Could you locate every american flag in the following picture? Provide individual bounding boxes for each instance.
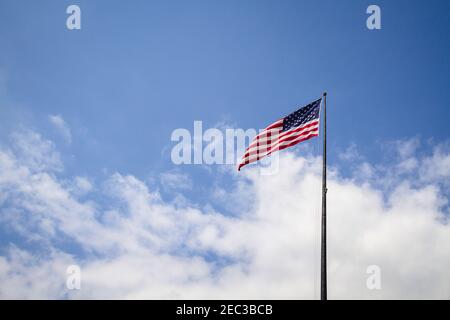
[238,98,322,171]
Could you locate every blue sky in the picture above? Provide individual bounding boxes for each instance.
[1,0,449,176]
[0,1,449,299]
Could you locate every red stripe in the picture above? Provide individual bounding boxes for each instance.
[244,127,319,159]
[250,123,283,142]
[277,120,319,140]
[247,122,319,152]
[265,119,283,130]
[243,127,319,158]
[240,130,318,166]
[238,131,318,170]
[246,120,319,151]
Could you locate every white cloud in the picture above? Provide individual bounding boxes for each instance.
[356,162,375,180]
[420,145,450,184]
[0,130,449,299]
[0,246,74,299]
[397,157,419,173]
[9,129,63,172]
[159,170,193,191]
[72,176,93,195]
[393,138,420,174]
[49,115,72,144]
[339,143,361,162]
[395,138,420,159]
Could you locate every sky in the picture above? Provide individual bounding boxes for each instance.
[0,0,449,299]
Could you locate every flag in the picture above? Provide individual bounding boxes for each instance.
[238,98,322,171]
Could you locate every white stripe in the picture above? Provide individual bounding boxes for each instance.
[244,122,319,155]
[247,119,319,150]
[240,128,319,164]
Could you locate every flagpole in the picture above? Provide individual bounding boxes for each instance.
[321,92,327,301]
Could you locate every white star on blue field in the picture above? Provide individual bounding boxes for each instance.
[0,0,449,299]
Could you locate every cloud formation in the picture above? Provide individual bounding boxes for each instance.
[0,130,449,299]
[49,115,72,144]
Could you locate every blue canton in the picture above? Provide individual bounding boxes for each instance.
[282,98,322,132]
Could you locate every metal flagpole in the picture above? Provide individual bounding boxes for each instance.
[321,92,327,301]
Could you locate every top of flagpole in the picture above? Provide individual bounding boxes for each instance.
[323,92,327,96]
